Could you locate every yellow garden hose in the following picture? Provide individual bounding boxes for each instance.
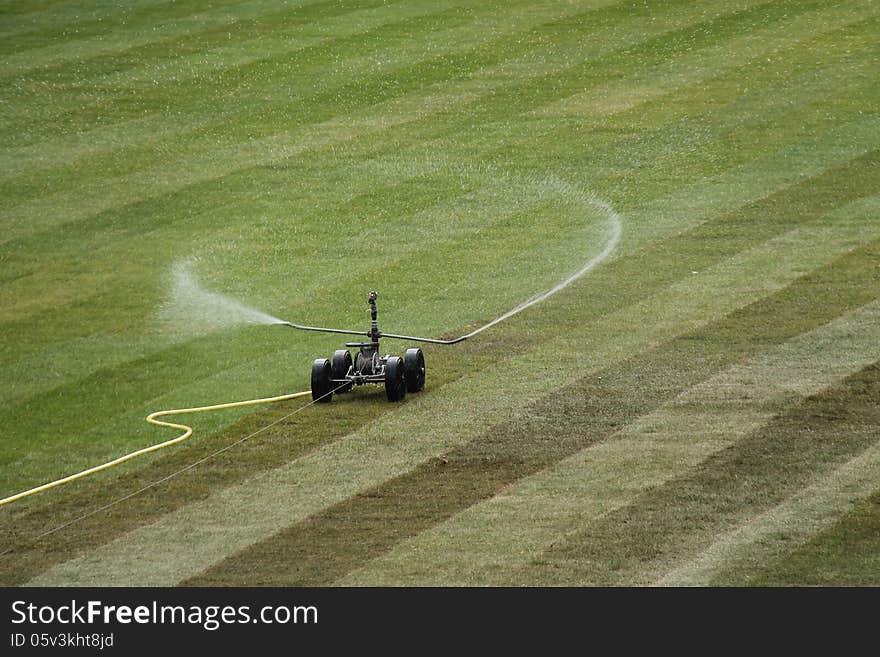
[0,389,312,508]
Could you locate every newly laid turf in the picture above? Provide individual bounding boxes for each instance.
[1,0,877,586]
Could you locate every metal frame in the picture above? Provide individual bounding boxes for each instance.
[280,290,468,346]
[290,291,447,397]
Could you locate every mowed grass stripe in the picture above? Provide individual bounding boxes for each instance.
[657,411,880,586]
[506,309,880,586]
[0,0,472,168]
[622,114,879,248]
[571,360,880,587]
[28,188,879,586]
[349,12,878,229]
[0,0,202,42]
[10,0,816,233]
[338,299,880,586]
[575,25,879,205]
[193,224,880,586]
[534,1,877,119]
[737,477,880,586]
[0,0,482,141]
[4,0,751,145]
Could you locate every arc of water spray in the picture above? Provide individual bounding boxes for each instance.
[280,184,622,344]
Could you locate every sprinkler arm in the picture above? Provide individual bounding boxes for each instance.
[279,291,469,344]
[380,331,468,345]
[277,322,468,345]
[278,321,369,338]
[278,289,469,344]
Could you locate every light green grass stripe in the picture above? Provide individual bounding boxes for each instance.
[6,38,880,270]
[339,295,880,586]
[0,0,470,174]
[0,0,329,75]
[655,440,880,587]
[534,0,879,118]
[27,200,877,586]
[621,114,880,248]
[0,334,188,408]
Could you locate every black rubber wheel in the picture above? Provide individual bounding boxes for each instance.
[332,349,353,393]
[384,356,406,402]
[311,358,333,403]
[404,348,426,393]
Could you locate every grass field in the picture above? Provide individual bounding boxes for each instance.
[1,0,878,586]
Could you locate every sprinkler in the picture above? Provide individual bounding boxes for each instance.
[281,290,463,402]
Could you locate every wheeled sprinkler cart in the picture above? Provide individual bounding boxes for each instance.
[281,291,465,403]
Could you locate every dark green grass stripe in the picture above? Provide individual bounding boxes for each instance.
[477,53,876,203]
[490,149,880,338]
[741,486,880,586]
[0,0,796,197]
[2,150,876,469]
[373,0,842,137]
[1,60,872,299]
[513,361,880,586]
[2,158,875,585]
[0,0,608,218]
[182,243,880,586]
[431,47,877,214]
